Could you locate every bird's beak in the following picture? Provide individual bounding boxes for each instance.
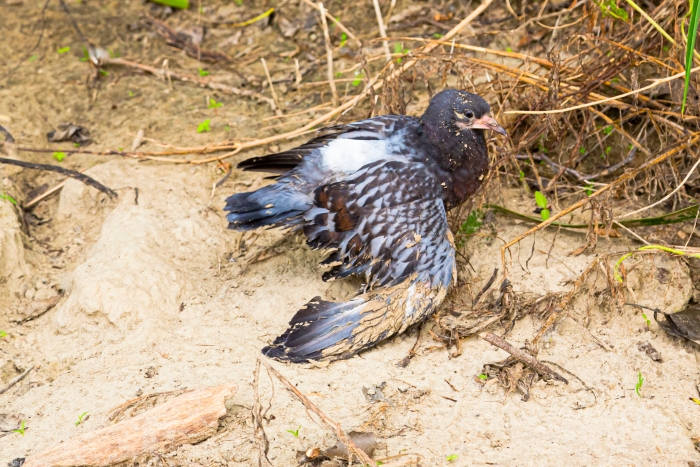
[458,115,508,137]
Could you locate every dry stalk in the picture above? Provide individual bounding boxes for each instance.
[318,2,338,107]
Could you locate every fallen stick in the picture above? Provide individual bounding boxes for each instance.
[260,358,377,467]
[0,364,35,395]
[0,157,117,199]
[22,383,237,467]
[479,332,568,384]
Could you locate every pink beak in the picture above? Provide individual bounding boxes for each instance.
[458,115,507,136]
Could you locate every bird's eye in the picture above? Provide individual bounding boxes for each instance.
[465,110,474,119]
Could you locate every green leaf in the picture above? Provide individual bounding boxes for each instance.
[446,454,458,462]
[57,46,71,54]
[98,69,109,76]
[128,91,134,97]
[224,125,231,131]
[197,119,211,133]
[603,125,613,135]
[683,0,700,114]
[534,191,547,209]
[477,373,487,380]
[519,170,525,181]
[584,184,594,196]
[0,192,17,205]
[208,98,223,109]
[579,147,586,154]
[53,151,67,162]
[286,425,301,437]
[506,47,513,52]
[351,71,364,87]
[13,420,26,436]
[29,54,38,61]
[595,0,628,20]
[641,313,650,327]
[75,411,89,426]
[339,32,348,48]
[150,0,189,8]
[635,372,644,397]
[432,33,444,38]
[80,47,90,62]
[0,330,8,338]
[605,146,612,154]
[198,67,210,77]
[540,208,551,220]
[460,209,484,236]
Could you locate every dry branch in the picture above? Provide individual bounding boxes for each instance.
[479,332,568,383]
[23,383,237,467]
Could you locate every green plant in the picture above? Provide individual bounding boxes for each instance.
[614,245,700,282]
[393,42,409,63]
[234,0,243,5]
[0,192,17,205]
[456,209,483,248]
[286,425,301,437]
[29,54,38,61]
[53,151,67,162]
[339,32,348,48]
[635,372,644,397]
[208,98,223,109]
[446,454,458,462]
[75,411,89,426]
[128,91,134,97]
[641,313,651,328]
[57,46,70,54]
[197,119,211,133]
[477,373,488,380]
[150,0,189,8]
[0,330,7,338]
[432,32,444,38]
[519,170,525,181]
[351,71,364,87]
[534,191,550,220]
[80,47,90,62]
[579,147,586,154]
[506,46,513,52]
[198,67,209,77]
[13,420,26,436]
[584,184,594,196]
[683,0,700,113]
[602,125,614,135]
[595,0,629,20]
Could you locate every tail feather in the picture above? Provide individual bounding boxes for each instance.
[263,278,447,363]
[225,184,310,231]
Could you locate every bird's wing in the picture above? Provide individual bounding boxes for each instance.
[237,114,416,175]
[303,160,456,290]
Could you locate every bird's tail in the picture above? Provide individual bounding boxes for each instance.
[224,183,310,231]
[262,277,448,363]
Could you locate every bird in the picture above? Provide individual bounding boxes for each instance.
[224,89,506,363]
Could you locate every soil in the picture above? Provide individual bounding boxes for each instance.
[1,1,700,466]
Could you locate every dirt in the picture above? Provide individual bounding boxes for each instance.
[2,1,700,466]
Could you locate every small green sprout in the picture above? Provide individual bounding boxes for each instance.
[234,0,243,5]
[29,54,38,61]
[432,32,444,38]
[534,191,550,221]
[73,142,80,147]
[335,71,342,78]
[13,420,26,436]
[198,67,210,77]
[506,46,513,52]
[602,125,613,135]
[80,47,90,62]
[393,42,409,63]
[286,425,301,437]
[641,313,651,328]
[579,147,586,154]
[98,69,109,76]
[53,151,67,162]
[477,373,488,381]
[208,98,223,109]
[128,91,134,97]
[197,119,211,133]
[0,330,8,338]
[446,454,458,462]
[605,146,612,155]
[351,71,364,87]
[584,184,594,196]
[627,143,634,150]
[537,138,548,153]
[519,170,525,181]
[0,192,17,205]
[224,125,231,131]
[57,46,71,54]
[339,32,348,48]
[635,372,644,397]
[75,411,89,426]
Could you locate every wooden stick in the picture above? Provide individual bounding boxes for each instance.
[299,0,359,45]
[260,58,283,115]
[318,2,338,107]
[372,0,391,62]
[0,364,34,395]
[260,359,377,467]
[479,333,568,383]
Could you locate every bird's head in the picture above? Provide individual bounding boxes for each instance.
[422,89,507,138]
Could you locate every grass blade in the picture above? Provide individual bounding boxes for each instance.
[684,0,700,114]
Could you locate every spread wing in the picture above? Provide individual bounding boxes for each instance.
[237,114,417,175]
[302,160,456,290]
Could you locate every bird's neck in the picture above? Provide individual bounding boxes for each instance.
[418,122,490,208]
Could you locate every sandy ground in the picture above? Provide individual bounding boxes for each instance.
[2,1,700,466]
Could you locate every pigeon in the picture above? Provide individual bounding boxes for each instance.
[225,89,506,363]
